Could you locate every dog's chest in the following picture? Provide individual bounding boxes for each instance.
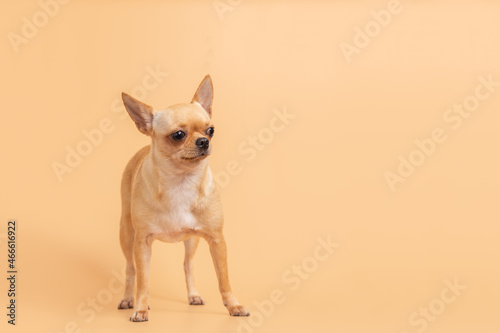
[153,179,200,238]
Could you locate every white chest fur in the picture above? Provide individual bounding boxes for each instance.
[149,172,202,242]
[135,156,210,242]
[162,177,198,228]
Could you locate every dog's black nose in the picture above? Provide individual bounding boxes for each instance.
[196,137,209,150]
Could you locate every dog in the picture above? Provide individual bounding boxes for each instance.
[117,75,249,322]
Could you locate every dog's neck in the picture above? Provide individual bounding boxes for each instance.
[142,146,208,199]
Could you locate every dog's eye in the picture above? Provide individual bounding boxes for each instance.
[206,127,214,137]
[171,131,186,141]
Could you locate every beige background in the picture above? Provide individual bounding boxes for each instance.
[1,1,499,332]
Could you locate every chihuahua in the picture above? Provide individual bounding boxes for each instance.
[117,75,249,322]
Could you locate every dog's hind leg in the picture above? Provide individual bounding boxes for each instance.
[184,237,205,305]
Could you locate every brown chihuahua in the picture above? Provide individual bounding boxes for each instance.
[118,75,249,322]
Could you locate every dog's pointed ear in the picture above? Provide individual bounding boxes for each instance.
[192,75,213,116]
[122,93,154,135]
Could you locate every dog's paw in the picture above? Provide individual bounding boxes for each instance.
[118,299,134,309]
[189,295,205,305]
[130,310,149,322]
[227,304,250,316]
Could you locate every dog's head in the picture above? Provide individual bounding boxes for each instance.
[122,75,214,168]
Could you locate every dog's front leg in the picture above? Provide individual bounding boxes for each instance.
[206,234,249,316]
[130,235,153,322]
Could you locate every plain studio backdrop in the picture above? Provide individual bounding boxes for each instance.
[1,1,499,332]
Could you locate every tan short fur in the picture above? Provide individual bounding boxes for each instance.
[117,75,249,322]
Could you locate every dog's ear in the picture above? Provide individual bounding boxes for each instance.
[192,75,213,116]
[122,93,154,135]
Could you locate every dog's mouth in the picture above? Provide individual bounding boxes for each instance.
[181,152,209,161]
